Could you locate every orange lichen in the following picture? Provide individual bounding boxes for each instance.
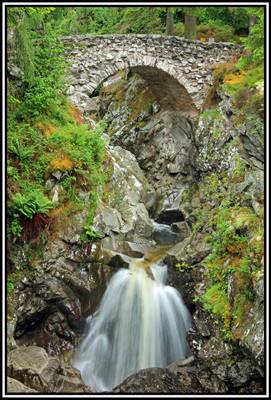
[224,71,246,85]
[68,105,84,125]
[50,156,74,171]
[36,122,57,138]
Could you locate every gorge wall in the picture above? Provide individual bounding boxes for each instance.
[7,37,264,394]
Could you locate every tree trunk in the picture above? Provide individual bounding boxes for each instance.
[184,13,196,40]
[249,13,257,34]
[166,8,174,36]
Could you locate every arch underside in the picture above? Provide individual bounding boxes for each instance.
[130,66,198,118]
[90,65,200,119]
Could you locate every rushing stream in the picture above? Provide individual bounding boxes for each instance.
[73,256,192,392]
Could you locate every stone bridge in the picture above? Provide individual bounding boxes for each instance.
[62,34,240,118]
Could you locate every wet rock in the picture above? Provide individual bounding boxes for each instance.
[142,183,157,211]
[133,203,154,239]
[8,346,60,392]
[239,290,264,368]
[13,255,113,355]
[152,223,182,245]
[108,253,131,269]
[101,237,150,258]
[7,377,37,393]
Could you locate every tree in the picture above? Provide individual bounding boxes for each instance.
[244,7,264,63]
[249,13,257,35]
[166,8,174,35]
[184,7,197,40]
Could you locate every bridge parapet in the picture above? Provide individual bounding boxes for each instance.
[62,34,241,116]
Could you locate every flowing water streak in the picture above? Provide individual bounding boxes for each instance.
[73,258,192,392]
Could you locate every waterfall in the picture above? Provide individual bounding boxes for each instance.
[72,259,192,392]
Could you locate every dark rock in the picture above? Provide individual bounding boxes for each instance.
[108,254,131,269]
[187,307,264,391]
[13,258,113,355]
[155,209,185,225]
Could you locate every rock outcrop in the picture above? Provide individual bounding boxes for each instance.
[7,346,92,393]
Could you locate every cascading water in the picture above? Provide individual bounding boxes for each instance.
[72,258,192,392]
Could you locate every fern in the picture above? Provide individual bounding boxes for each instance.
[11,191,53,219]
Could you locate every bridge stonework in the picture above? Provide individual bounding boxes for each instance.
[63,34,239,117]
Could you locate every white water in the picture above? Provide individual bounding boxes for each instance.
[72,260,192,392]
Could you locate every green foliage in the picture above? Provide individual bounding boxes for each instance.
[11,190,53,219]
[82,226,104,241]
[8,136,35,170]
[7,280,15,294]
[7,163,20,182]
[240,7,264,65]
[201,108,222,122]
[8,218,23,237]
[17,35,66,120]
[175,260,193,273]
[119,7,163,34]
[197,22,237,43]
[202,283,230,321]
[197,6,250,34]
[232,154,247,181]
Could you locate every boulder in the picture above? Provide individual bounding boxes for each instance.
[171,221,191,239]
[93,205,123,235]
[112,367,194,393]
[52,363,93,393]
[152,222,182,245]
[7,346,60,392]
[164,233,211,266]
[7,377,37,393]
[101,237,150,258]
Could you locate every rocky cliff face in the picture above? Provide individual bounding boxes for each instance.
[7,69,264,394]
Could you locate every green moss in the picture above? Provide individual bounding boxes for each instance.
[202,283,231,327]
[128,88,155,122]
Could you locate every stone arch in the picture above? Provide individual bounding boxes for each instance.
[63,34,239,119]
[87,59,199,119]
